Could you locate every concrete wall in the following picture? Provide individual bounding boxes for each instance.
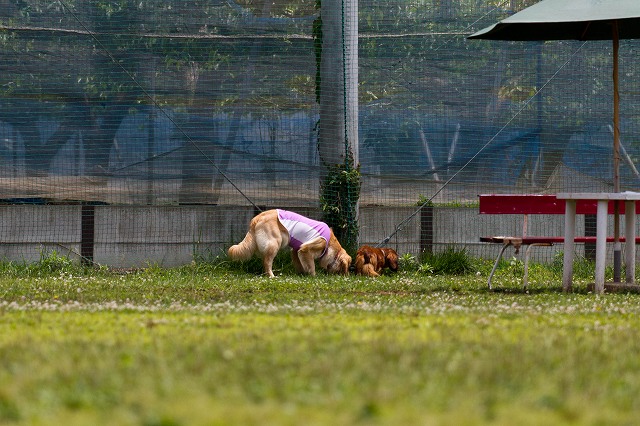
[0,204,618,268]
[0,205,81,263]
[94,206,248,267]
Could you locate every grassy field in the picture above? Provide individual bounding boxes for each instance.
[1,253,640,425]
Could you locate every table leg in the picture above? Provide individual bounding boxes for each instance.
[625,200,636,284]
[562,200,576,292]
[487,242,510,290]
[594,200,608,294]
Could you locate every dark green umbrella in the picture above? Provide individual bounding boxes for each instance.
[469,0,640,282]
[469,0,640,42]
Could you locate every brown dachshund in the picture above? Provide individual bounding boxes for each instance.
[354,245,399,277]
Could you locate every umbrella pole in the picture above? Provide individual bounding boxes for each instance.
[614,22,620,193]
[613,21,622,282]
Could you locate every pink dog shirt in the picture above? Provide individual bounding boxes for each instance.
[276,209,331,257]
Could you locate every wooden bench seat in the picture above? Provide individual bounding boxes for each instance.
[480,236,634,245]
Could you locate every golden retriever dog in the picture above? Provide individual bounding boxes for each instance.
[228,209,351,277]
[354,245,399,277]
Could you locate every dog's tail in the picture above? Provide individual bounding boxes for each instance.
[355,253,379,277]
[228,231,257,261]
[360,263,380,277]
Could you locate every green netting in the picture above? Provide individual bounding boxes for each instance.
[1,0,639,265]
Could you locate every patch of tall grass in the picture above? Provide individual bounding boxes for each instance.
[420,246,475,275]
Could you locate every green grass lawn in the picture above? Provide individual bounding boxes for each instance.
[1,256,640,425]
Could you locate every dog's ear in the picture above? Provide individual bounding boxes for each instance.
[341,252,352,274]
[386,249,399,271]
